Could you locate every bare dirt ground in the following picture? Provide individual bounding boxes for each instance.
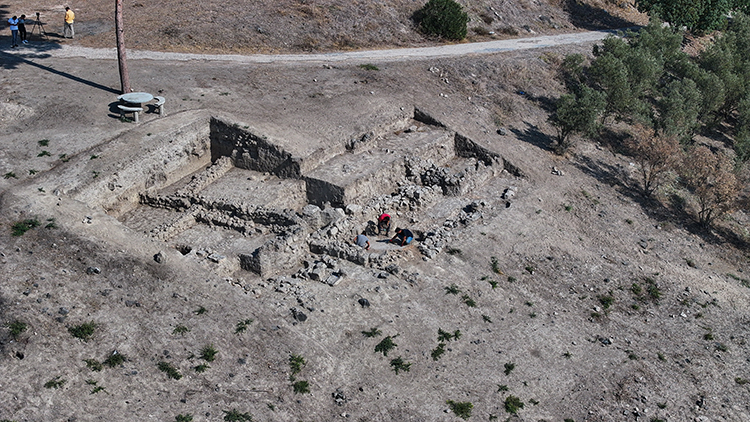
[1,2,749,422]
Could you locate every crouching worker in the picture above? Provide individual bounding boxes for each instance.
[389,227,413,246]
[377,213,391,236]
[354,233,370,250]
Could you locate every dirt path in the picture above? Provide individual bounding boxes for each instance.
[7,29,624,63]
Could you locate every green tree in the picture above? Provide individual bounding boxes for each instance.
[636,0,731,32]
[415,0,469,40]
[549,86,605,154]
[656,78,702,142]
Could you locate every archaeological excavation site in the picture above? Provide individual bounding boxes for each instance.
[32,107,520,285]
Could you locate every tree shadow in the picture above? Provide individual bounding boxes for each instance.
[510,121,553,152]
[564,0,637,30]
[573,152,749,250]
[0,51,119,94]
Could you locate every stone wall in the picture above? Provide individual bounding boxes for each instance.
[209,118,301,179]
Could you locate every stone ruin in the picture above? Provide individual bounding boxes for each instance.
[60,107,522,282]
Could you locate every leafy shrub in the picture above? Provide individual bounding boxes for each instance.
[504,395,524,414]
[446,400,473,420]
[375,335,398,356]
[84,359,103,371]
[68,322,97,342]
[8,320,27,339]
[44,376,66,389]
[157,361,182,380]
[235,319,253,334]
[103,351,126,368]
[292,380,310,394]
[289,354,306,375]
[431,343,446,360]
[362,327,382,337]
[415,0,469,41]
[200,344,218,362]
[11,219,40,236]
[175,415,193,422]
[222,409,253,421]
[390,357,412,374]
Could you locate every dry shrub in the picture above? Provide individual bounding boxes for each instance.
[497,26,520,36]
[680,145,740,227]
[625,124,680,197]
[472,26,491,36]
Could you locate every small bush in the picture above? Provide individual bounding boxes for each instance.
[446,400,473,420]
[200,344,218,362]
[504,395,524,414]
[194,306,207,315]
[444,284,460,295]
[497,384,509,392]
[44,376,66,389]
[362,327,382,338]
[222,409,253,421]
[358,64,379,71]
[431,343,446,360]
[375,335,398,356]
[103,351,126,368]
[292,380,310,394]
[415,0,469,40]
[598,295,615,309]
[235,318,253,334]
[175,415,193,422]
[461,294,476,307]
[289,354,306,375]
[11,219,40,236]
[389,357,412,374]
[504,362,515,375]
[4,172,17,179]
[172,324,190,336]
[84,358,103,371]
[157,361,182,380]
[194,364,210,373]
[8,320,27,339]
[68,322,97,342]
[491,256,503,274]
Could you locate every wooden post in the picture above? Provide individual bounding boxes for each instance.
[115,0,131,94]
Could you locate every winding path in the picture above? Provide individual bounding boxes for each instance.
[43,29,624,63]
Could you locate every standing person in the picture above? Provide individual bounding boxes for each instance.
[63,7,75,39]
[18,15,27,44]
[389,227,414,246]
[377,213,391,236]
[8,16,19,48]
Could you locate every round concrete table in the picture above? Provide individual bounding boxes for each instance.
[119,92,154,107]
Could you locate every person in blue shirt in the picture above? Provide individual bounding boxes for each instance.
[390,228,413,246]
[354,233,370,250]
[8,16,19,47]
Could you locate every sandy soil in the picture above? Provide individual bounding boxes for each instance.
[1,2,749,422]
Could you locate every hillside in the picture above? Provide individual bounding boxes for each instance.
[5,0,645,53]
[1,1,749,422]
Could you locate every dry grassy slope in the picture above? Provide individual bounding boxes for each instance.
[15,0,644,53]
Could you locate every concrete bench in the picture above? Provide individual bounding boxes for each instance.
[118,105,143,123]
[153,96,166,116]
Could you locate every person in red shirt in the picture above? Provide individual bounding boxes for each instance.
[377,213,391,236]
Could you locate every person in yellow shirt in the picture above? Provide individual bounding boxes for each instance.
[63,7,74,39]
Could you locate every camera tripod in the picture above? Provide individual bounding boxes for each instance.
[29,12,49,40]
